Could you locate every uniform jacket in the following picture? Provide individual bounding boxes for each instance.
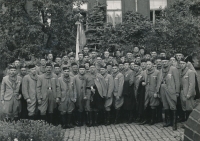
[158,66,180,94]
[73,74,86,99]
[112,72,124,97]
[37,73,57,100]
[22,74,37,100]
[1,75,22,101]
[57,75,75,102]
[124,69,134,85]
[104,73,114,98]
[134,69,143,96]
[181,67,196,97]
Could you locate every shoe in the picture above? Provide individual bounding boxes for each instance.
[61,114,67,129]
[66,113,74,128]
[150,109,156,125]
[163,110,171,127]
[105,111,110,126]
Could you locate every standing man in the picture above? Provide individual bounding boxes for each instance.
[122,61,135,123]
[70,62,79,77]
[159,57,180,130]
[100,65,114,126]
[55,55,62,66]
[47,53,55,66]
[180,58,196,120]
[37,63,59,124]
[112,64,124,124]
[77,52,85,66]
[36,57,46,75]
[54,64,62,78]
[57,67,76,129]
[142,59,160,125]
[1,65,22,122]
[22,65,38,120]
[73,65,86,126]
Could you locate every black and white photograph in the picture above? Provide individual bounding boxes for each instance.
[0,0,200,141]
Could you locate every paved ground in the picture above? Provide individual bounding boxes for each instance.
[64,123,184,141]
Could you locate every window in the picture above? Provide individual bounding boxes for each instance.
[107,0,122,27]
[150,0,167,24]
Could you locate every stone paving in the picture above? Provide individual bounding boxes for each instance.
[64,123,184,141]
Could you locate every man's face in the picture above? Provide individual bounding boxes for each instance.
[109,56,113,60]
[107,65,112,72]
[119,64,124,70]
[55,58,61,64]
[140,49,145,55]
[70,57,75,63]
[121,57,125,62]
[78,54,83,60]
[136,57,141,62]
[176,54,183,61]
[9,68,17,76]
[45,66,52,73]
[141,62,146,70]
[130,63,135,70]
[146,61,153,70]
[100,68,106,75]
[116,51,121,57]
[96,57,102,63]
[48,54,53,61]
[79,68,85,75]
[91,52,96,58]
[156,59,162,67]
[54,67,60,74]
[112,66,119,73]
[14,61,20,67]
[72,65,78,73]
[40,59,46,66]
[90,66,96,73]
[145,54,151,59]
[170,57,176,63]
[153,64,157,69]
[85,63,90,69]
[30,67,36,75]
[127,53,132,59]
[162,60,169,68]
[104,51,109,58]
[151,52,157,58]
[63,69,70,77]
[124,63,129,70]
[63,56,68,62]
[134,47,139,53]
[134,65,140,72]
[160,53,166,58]
[84,56,89,61]
[83,47,89,53]
[21,68,27,76]
[180,61,187,69]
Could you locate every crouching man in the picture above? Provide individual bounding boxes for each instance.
[57,67,76,129]
[1,65,22,122]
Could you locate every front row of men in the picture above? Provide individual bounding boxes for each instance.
[1,57,197,130]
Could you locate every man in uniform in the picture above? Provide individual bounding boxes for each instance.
[70,62,79,77]
[54,64,62,78]
[77,52,85,66]
[36,57,46,75]
[22,64,38,120]
[37,63,59,124]
[112,64,124,124]
[57,67,76,128]
[100,64,114,125]
[159,57,180,130]
[1,65,22,122]
[55,55,62,66]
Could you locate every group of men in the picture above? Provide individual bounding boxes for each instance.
[1,46,199,130]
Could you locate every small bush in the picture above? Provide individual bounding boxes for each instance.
[0,120,65,141]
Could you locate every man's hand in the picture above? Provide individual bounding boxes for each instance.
[27,99,31,104]
[72,98,76,103]
[1,100,4,105]
[142,82,146,86]
[38,100,42,105]
[56,98,60,103]
[84,96,87,100]
[186,95,190,99]
[17,94,22,100]
[154,93,158,98]
[91,89,95,93]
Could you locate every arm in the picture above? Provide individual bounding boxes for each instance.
[1,78,5,101]
[107,76,114,98]
[187,71,196,97]
[118,75,124,97]
[73,77,77,99]
[187,62,196,73]
[56,79,61,99]
[36,76,42,101]
[22,76,30,100]
[129,71,135,86]
[172,68,180,94]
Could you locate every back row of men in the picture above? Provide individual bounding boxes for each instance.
[1,47,199,131]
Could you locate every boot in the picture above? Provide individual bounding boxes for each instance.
[177,111,186,122]
[139,109,149,125]
[88,112,93,127]
[66,113,74,128]
[61,114,67,129]
[127,111,133,124]
[114,109,120,124]
[186,110,192,121]
[150,109,156,125]
[135,114,141,123]
[172,110,177,131]
[85,112,90,126]
[77,112,83,127]
[163,110,171,127]
[93,112,99,126]
[105,111,110,126]
[5,117,11,122]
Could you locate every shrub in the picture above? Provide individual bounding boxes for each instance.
[0,120,65,141]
